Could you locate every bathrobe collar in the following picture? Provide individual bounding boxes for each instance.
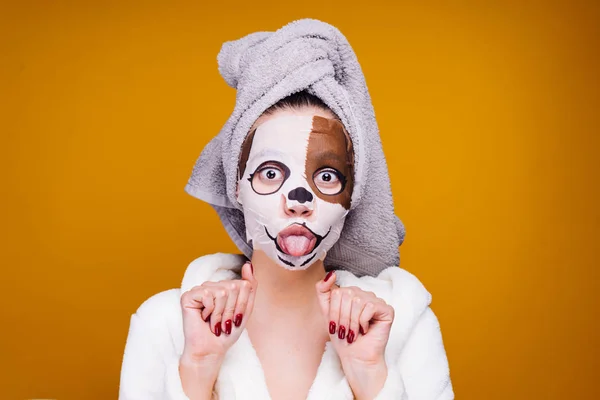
[179,253,431,399]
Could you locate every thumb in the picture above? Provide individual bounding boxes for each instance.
[315,271,336,316]
[241,261,257,289]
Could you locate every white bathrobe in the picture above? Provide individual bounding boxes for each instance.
[119,253,454,399]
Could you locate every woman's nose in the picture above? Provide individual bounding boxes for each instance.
[285,203,313,217]
[284,187,314,217]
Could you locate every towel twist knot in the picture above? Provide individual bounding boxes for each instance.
[217,20,348,92]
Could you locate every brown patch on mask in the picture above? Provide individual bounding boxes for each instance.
[238,128,256,181]
[306,116,354,209]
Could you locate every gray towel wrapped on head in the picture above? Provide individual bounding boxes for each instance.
[185,18,405,277]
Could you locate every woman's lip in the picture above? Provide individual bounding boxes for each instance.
[278,224,315,239]
[277,224,317,256]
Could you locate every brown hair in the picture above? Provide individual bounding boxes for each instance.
[262,91,339,119]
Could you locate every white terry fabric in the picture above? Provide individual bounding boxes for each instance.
[119,253,454,399]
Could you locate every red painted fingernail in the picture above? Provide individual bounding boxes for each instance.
[215,322,222,337]
[250,262,254,274]
[359,325,365,335]
[234,313,243,327]
[347,330,355,344]
[224,319,232,335]
[324,271,333,282]
[329,321,336,334]
[338,325,346,340]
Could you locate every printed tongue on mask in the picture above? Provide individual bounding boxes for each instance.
[282,235,312,257]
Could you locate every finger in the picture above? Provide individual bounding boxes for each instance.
[372,300,395,323]
[199,288,215,321]
[233,279,252,327]
[236,262,258,324]
[359,301,376,335]
[348,294,366,344]
[337,289,352,341]
[221,282,240,335]
[245,264,259,320]
[328,287,342,336]
[316,270,336,293]
[180,286,203,310]
[182,287,212,320]
[198,280,219,313]
[315,271,336,317]
[210,287,228,337]
[241,261,258,290]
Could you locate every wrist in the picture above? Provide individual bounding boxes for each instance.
[179,353,224,400]
[180,350,225,367]
[341,358,388,400]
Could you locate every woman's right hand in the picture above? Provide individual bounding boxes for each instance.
[180,261,258,362]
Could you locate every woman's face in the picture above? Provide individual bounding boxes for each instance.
[237,107,354,270]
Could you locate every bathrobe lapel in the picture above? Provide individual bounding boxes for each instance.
[180,253,356,399]
[216,329,354,400]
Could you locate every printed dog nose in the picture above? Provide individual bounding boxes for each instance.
[288,187,313,204]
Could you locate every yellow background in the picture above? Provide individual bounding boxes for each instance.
[1,1,598,399]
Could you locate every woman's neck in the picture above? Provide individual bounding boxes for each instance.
[250,250,326,317]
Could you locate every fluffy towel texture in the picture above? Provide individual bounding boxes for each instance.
[185,18,405,277]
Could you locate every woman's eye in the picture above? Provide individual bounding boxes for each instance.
[260,168,281,180]
[313,169,344,195]
[250,162,289,195]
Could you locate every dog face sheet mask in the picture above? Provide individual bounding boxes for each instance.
[237,114,354,270]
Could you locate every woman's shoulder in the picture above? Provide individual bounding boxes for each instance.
[133,288,181,321]
[335,266,435,352]
[131,253,246,320]
[335,266,432,309]
[181,252,247,293]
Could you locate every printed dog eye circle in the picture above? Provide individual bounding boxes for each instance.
[250,161,290,195]
[313,168,344,195]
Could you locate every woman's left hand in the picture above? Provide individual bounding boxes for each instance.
[316,271,394,399]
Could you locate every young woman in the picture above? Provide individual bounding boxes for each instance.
[119,19,453,400]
